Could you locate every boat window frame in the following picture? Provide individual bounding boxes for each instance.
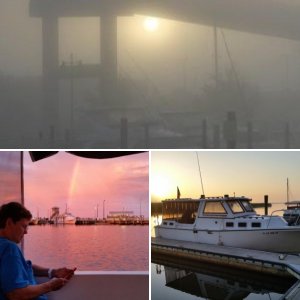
[203,200,227,216]
[239,199,255,212]
[251,222,261,228]
[225,222,234,227]
[227,199,245,214]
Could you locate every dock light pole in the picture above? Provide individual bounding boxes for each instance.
[96,204,99,221]
[103,200,106,221]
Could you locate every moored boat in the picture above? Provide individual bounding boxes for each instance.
[58,212,76,225]
[155,195,300,253]
[283,200,300,225]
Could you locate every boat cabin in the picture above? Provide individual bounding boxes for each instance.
[285,200,300,210]
[198,196,255,218]
[162,195,256,224]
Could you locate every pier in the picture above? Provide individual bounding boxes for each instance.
[75,218,96,225]
[152,237,300,299]
[106,211,149,225]
[29,217,148,226]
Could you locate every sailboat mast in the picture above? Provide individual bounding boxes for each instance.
[196,152,205,196]
[214,23,219,90]
[287,178,289,203]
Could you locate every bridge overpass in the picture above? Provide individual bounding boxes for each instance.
[30,0,300,41]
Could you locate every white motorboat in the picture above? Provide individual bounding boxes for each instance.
[283,200,300,225]
[55,212,76,225]
[62,212,77,224]
[155,195,300,253]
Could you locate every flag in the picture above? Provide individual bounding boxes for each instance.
[177,186,181,199]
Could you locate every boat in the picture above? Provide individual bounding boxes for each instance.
[50,205,77,225]
[29,218,38,225]
[154,195,300,253]
[283,200,300,225]
[57,212,77,225]
[282,179,300,225]
[63,212,76,224]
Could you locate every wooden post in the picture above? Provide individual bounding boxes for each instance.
[38,131,43,142]
[223,111,237,149]
[213,124,220,148]
[285,122,290,149]
[50,126,55,145]
[120,118,128,148]
[65,129,70,143]
[247,122,253,149]
[144,124,149,148]
[42,15,59,145]
[264,195,268,215]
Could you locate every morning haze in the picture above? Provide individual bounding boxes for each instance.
[1,0,300,148]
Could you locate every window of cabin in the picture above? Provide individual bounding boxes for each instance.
[251,222,261,228]
[240,200,254,212]
[227,200,244,213]
[238,222,247,228]
[226,222,234,227]
[203,201,227,215]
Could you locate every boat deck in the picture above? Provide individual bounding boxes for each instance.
[152,237,300,275]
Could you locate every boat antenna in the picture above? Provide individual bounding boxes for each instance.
[196,152,205,196]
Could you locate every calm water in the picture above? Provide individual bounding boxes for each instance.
[24,225,149,271]
[151,260,295,300]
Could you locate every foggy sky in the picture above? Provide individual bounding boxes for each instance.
[1,0,300,91]
[2,1,300,148]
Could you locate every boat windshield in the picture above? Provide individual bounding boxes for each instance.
[203,201,227,215]
[227,200,244,213]
[239,199,254,212]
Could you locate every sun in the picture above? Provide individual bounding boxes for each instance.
[151,174,173,199]
[143,17,159,32]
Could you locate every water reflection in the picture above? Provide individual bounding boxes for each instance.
[152,255,296,300]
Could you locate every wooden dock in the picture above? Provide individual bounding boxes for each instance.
[152,237,300,299]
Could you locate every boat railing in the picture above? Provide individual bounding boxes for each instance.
[266,209,285,229]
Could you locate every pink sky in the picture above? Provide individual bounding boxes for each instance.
[0,152,21,204]
[24,152,149,219]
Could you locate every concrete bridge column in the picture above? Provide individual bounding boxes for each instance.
[42,15,59,144]
[100,13,118,103]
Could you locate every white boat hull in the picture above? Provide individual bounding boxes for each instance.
[155,226,300,253]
